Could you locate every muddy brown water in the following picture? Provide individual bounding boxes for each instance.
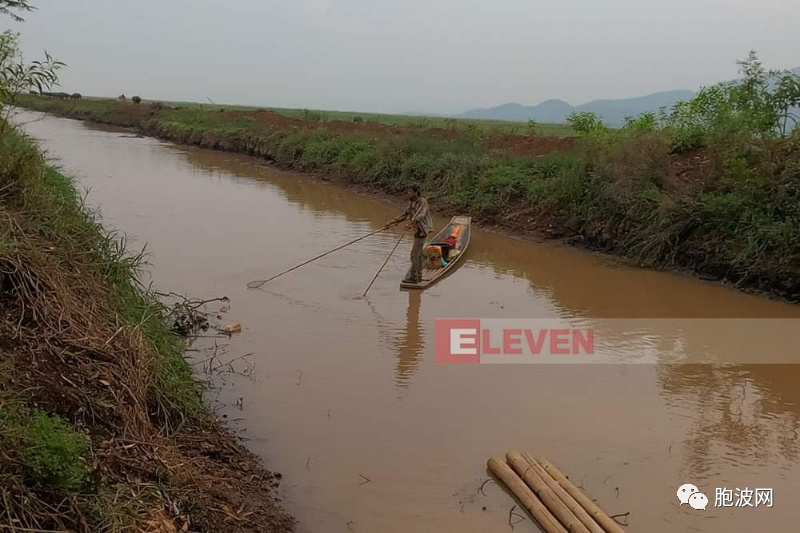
[18,110,800,532]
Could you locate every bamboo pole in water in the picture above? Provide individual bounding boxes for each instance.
[537,458,626,533]
[520,453,606,533]
[487,457,568,533]
[363,230,405,297]
[506,451,591,533]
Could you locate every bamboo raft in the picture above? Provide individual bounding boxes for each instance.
[487,452,628,533]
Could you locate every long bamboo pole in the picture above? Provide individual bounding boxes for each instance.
[537,458,626,533]
[506,452,591,533]
[487,457,567,533]
[521,453,606,533]
[246,226,389,288]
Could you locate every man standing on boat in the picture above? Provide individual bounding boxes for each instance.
[384,184,433,284]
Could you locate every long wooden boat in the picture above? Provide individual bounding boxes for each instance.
[400,216,471,290]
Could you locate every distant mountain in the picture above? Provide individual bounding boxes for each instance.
[459,90,696,126]
[400,111,449,118]
[457,67,800,126]
[460,100,573,123]
[575,90,696,125]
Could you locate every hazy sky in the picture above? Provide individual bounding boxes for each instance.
[13,0,800,114]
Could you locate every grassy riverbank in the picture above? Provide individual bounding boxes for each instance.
[15,93,800,301]
[0,123,293,531]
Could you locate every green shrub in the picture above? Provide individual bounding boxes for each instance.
[301,109,328,122]
[567,111,607,136]
[481,164,526,191]
[24,411,90,490]
[623,113,658,135]
[465,124,484,144]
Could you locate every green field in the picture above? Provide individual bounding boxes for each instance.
[122,97,577,137]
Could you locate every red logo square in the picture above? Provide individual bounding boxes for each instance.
[435,319,481,364]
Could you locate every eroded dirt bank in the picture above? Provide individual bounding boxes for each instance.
[0,121,293,531]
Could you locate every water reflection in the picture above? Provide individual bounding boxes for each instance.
[659,363,800,482]
[394,291,424,390]
[178,145,399,227]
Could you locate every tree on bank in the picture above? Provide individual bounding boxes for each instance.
[566,51,800,151]
[0,0,63,131]
[0,0,34,21]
